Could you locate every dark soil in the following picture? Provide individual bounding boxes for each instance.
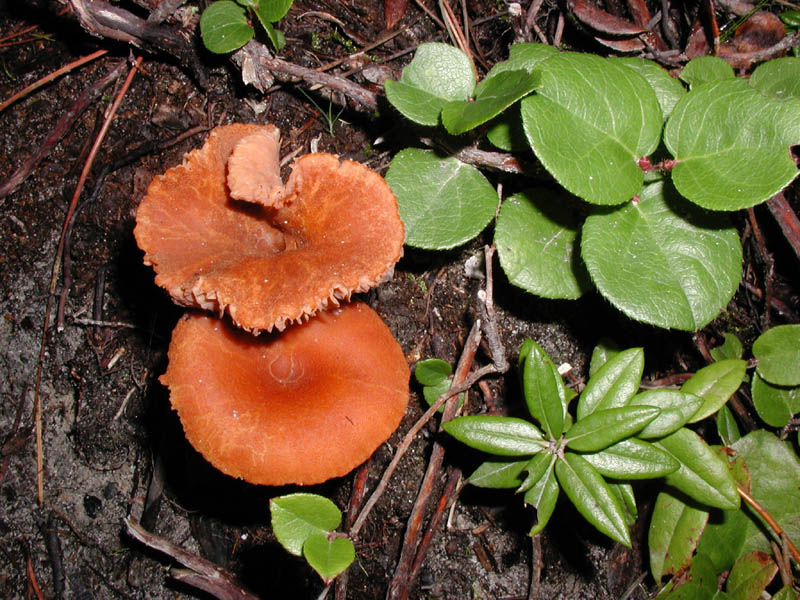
[1,2,797,599]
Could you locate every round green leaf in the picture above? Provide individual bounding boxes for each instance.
[253,0,293,22]
[752,324,800,386]
[495,188,592,299]
[577,347,644,419]
[442,415,546,456]
[303,533,356,584]
[521,52,662,205]
[614,57,686,120]
[630,390,703,438]
[679,56,735,88]
[270,494,342,556]
[749,57,800,100]
[581,181,742,331]
[665,79,800,210]
[565,406,660,452]
[414,358,452,386]
[199,1,254,54]
[442,70,540,135]
[385,148,497,249]
[556,452,632,546]
[582,438,679,479]
[751,371,800,429]
[681,359,747,423]
[485,42,558,78]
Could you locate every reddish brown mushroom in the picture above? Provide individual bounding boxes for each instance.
[134,124,404,333]
[161,302,409,485]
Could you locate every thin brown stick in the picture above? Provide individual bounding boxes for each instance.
[737,485,800,565]
[766,192,800,263]
[32,56,142,506]
[0,49,107,114]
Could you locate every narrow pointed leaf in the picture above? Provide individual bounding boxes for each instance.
[468,460,528,489]
[649,489,709,582]
[522,454,559,535]
[495,188,592,299]
[581,181,742,331]
[577,347,643,419]
[608,481,637,524]
[303,533,356,584]
[581,438,679,478]
[716,404,741,446]
[521,339,564,438]
[589,338,620,376]
[521,53,662,205]
[630,390,703,438]
[752,324,800,386]
[271,494,343,556]
[517,449,555,493]
[657,428,739,510]
[556,452,632,546]
[725,551,777,600]
[443,415,546,456]
[681,359,746,423]
[565,406,660,452]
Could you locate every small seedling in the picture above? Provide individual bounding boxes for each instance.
[270,493,355,584]
[200,0,293,53]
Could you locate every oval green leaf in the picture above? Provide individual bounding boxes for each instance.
[414,358,451,386]
[665,79,800,210]
[630,390,703,438]
[657,428,740,510]
[581,438,679,479]
[681,358,747,422]
[614,57,686,120]
[199,1,254,54]
[577,347,643,419]
[253,0,293,22]
[270,493,343,556]
[520,339,564,438]
[442,415,546,456]
[725,551,777,600]
[485,42,558,77]
[565,406,660,452]
[752,323,800,386]
[581,181,742,331]
[468,460,528,489]
[751,372,800,428]
[649,489,710,582]
[303,533,356,584]
[749,57,800,100]
[495,188,592,299]
[522,454,559,536]
[521,52,662,205]
[556,453,632,546]
[679,56,735,88]
[710,332,744,362]
[385,148,497,249]
[716,404,741,446]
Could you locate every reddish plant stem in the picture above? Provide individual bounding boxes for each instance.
[766,192,800,263]
[737,485,800,565]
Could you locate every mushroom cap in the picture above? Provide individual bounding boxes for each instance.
[161,302,409,485]
[134,124,405,333]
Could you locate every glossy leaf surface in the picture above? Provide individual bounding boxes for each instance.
[679,56,735,87]
[582,437,679,479]
[271,494,342,556]
[630,390,703,438]
[520,339,564,438]
[682,359,747,422]
[752,324,800,386]
[442,416,546,456]
[725,551,777,600]
[200,1,253,54]
[577,347,643,419]
[565,406,660,452]
[751,372,800,428]
[522,453,559,535]
[303,533,355,583]
[468,460,528,489]
[649,489,709,582]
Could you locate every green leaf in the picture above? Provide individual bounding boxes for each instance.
[565,406,660,452]
[485,109,528,151]
[710,332,743,362]
[442,70,540,135]
[421,378,464,413]
[725,551,777,600]
[751,371,800,428]
[657,428,740,510]
[520,339,564,438]
[716,404,741,446]
[614,57,686,120]
[521,52,662,205]
[773,587,799,600]
[581,181,742,331]
[681,359,747,423]
[384,42,475,126]
[199,1,254,54]
[732,431,800,555]
[582,437,679,479]
[782,10,800,28]
[589,338,620,376]
[665,78,800,210]
[495,188,592,299]
[679,56,735,88]
[252,0,293,22]
[522,453,559,535]
[260,20,286,51]
[577,347,643,419]
[442,415,547,456]
[485,42,558,77]
[630,390,703,439]
[556,452,632,546]
[270,493,343,556]
[752,324,800,386]
[414,358,451,386]
[749,57,800,100]
[385,148,497,249]
[648,489,709,582]
[303,533,355,584]
[695,502,749,573]
[468,460,528,489]
[608,481,637,524]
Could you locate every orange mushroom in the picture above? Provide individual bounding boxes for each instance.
[134,124,404,333]
[161,302,410,485]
